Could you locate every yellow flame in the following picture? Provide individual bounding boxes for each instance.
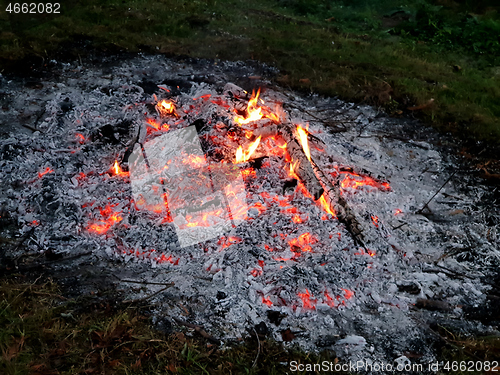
[235,136,262,163]
[235,146,244,163]
[235,89,264,125]
[297,125,311,162]
[289,160,299,179]
[318,194,335,217]
[157,100,175,116]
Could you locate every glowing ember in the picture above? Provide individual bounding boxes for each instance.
[155,253,179,265]
[156,100,176,116]
[241,168,256,178]
[250,268,263,277]
[394,209,403,216]
[296,125,311,162]
[38,167,54,179]
[235,135,262,163]
[262,296,273,307]
[340,172,390,191]
[355,248,376,257]
[288,232,317,253]
[219,236,243,249]
[371,215,379,227]
[112,160,129,177]
[193,94,211,101]
[146,118,160,130]
[342,289,354,299]
[292,214,306,223]
[88,205,123,235]
[75,133,86,143]
[298,289,316,310]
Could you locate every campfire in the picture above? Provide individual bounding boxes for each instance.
[1,55,498,364]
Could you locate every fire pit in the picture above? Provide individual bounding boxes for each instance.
[1,54,498,364]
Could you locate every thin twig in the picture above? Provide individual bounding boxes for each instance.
[123,284,174,304]
[252,327,261,369]
[417,171,457,214]
[113,275,172,286]
[392,222,408,230]
[172,317,220,344]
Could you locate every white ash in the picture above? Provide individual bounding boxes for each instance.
[0,54,498,368]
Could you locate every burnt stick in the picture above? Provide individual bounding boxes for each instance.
[309,157,366,247]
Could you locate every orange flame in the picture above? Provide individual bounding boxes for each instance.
[318,194,335,218]
[371,215,379,228]
[235,135,262,163]
[266,104,283,123]
[288,160,299,179]
[296,125,311,162]
[234,89,263,125]
[112,160,129,177]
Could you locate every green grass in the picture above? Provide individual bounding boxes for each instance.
[0,0,499,147]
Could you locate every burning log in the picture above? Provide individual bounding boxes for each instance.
[224,83,251,112]
[250,123,365,245]
[309,157,365,245]
[282,126,324,201]
[224,79,366,245]
[250,124,323,200]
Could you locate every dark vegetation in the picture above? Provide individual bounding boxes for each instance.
[0,277,341,374]
[1,277,499,374]
[0,0,499,150]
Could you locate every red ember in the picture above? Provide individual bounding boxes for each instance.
[38,167,54,179]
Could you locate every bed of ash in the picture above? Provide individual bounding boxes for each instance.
[1,54,498,365]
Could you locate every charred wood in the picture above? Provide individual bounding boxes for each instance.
[310,157,365,246]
